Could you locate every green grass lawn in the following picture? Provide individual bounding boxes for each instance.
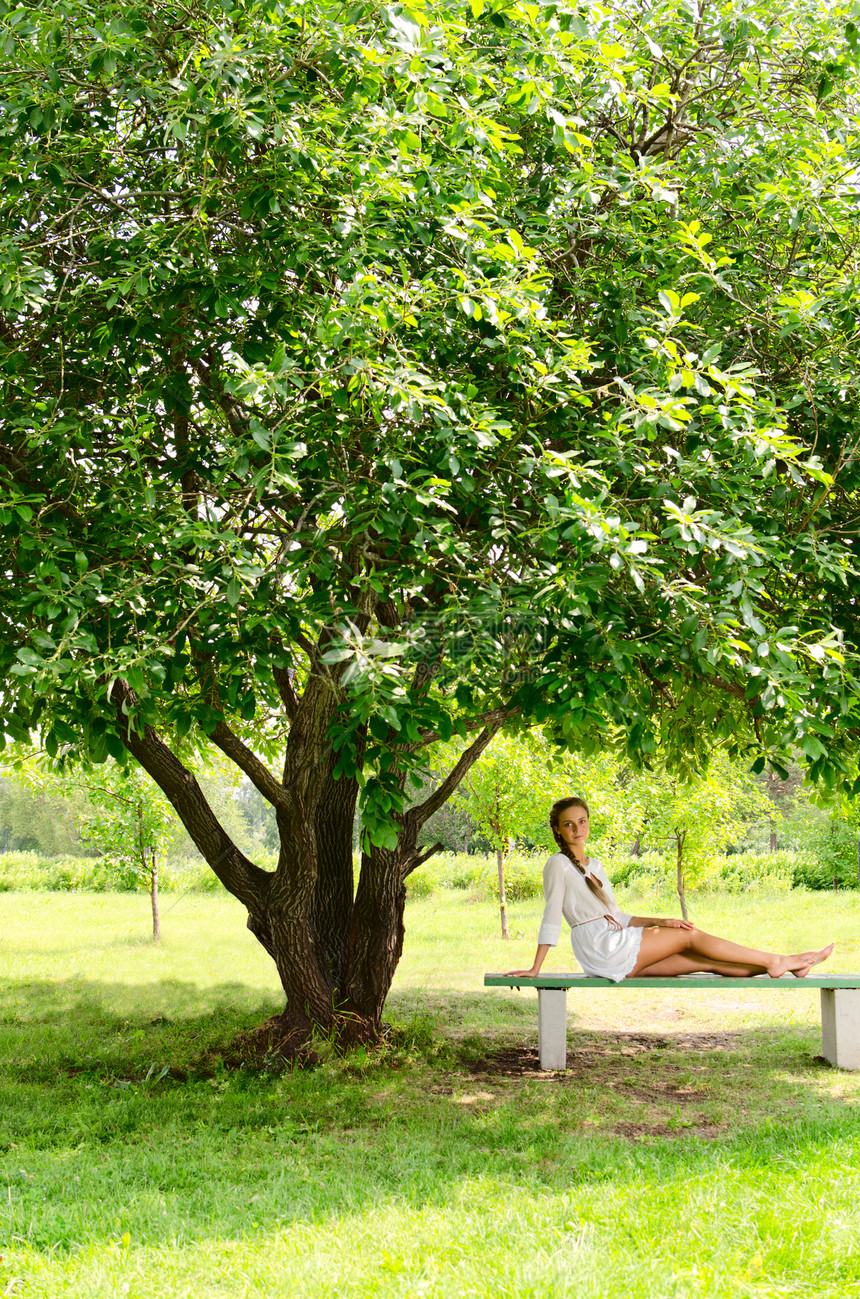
[2,885,860,1297]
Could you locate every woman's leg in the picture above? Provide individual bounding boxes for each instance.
[632,952,768,978]
[629,926,834,979]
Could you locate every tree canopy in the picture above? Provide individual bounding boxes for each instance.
[3,0,860,1040]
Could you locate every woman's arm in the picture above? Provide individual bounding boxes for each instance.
[628,915,694,929]
[505,944,551,978]
[505,856,568,974]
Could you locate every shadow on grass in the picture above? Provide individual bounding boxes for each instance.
[0,974,278,1017]
[1,980,859,1256]
[0,977,848,1078]
[0,977,283,1083]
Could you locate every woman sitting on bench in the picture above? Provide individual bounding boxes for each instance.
[506,796,834,983]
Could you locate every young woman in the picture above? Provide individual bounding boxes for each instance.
[506,796,834,982]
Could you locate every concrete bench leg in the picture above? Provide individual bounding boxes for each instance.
[538,988,567,1070]
[821,988,860,1070]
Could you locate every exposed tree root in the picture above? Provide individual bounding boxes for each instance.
[212,1009,384,1073]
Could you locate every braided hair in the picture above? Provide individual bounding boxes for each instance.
[549,796,612,908]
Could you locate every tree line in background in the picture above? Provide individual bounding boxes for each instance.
[424,735,860,922]
[0,756,261,938]
[3,732,859,940]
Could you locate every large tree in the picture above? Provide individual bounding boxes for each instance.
[3,0,860,1044]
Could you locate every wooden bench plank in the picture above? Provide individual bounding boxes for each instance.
[483,972,860,1070]
[484,973,860,989]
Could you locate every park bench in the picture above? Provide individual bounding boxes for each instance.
[483,972,860,1071]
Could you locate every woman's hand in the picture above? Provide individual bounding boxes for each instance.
[660,918,695,930]
[505,944,550,979]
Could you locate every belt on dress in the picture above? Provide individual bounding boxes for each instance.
[571,914,623,931]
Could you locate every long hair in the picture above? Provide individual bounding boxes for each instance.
[549,796,612,908]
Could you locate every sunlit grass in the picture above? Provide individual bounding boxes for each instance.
[2,886,860,1297]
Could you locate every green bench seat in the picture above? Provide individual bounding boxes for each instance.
[483,972,860,1071]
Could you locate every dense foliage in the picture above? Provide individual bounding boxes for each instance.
[3,0,860,1036]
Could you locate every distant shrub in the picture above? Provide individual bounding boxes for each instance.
[0,851,132,892]
[607,850,797,893]
[437,855,483,890]
[161,859,222,893]
[404,851,545,901]
[606,852,666,891]
[1,840,853,899]
[711,850,796,893]
[497,854,544,900]
[47,855,135,891]
[790,831,860,890]
[404,871,435,899]
[0,851,45,891]
[405,852,487,899]
[0,851,240,894]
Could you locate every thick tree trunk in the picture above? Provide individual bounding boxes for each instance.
[311,747,362,989]
[338,842,407,1038]
[241,832,404,1047]
[114,677,509,1050]
[254,802,340,1036]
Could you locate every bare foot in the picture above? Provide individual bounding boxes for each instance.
[769,943,834,978]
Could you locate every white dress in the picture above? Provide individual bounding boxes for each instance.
[537,853,642,983]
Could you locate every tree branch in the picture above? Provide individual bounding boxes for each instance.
[711,675,750,703]
[111,681,271,909]
[414,705,517,749]
[210,720,286,808]
[406,711,512,834]
[272,661,300,722]
[402,841,443,878]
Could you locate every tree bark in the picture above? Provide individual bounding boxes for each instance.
[338,840,407,1038]
[311,741,363,989]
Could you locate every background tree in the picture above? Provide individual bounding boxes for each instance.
[446,732,553,936]
[618,756,773,919]
[416,780,479,855]
[76,766,177,940]
[234,777,281,856]
[3,0,860,1045]
[785,779,860,891]
[9,754,180,936]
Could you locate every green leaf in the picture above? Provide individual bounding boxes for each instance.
[322,648,354,664]
[250,420,271,451]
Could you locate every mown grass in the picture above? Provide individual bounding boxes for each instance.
[2,886,860,1297]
